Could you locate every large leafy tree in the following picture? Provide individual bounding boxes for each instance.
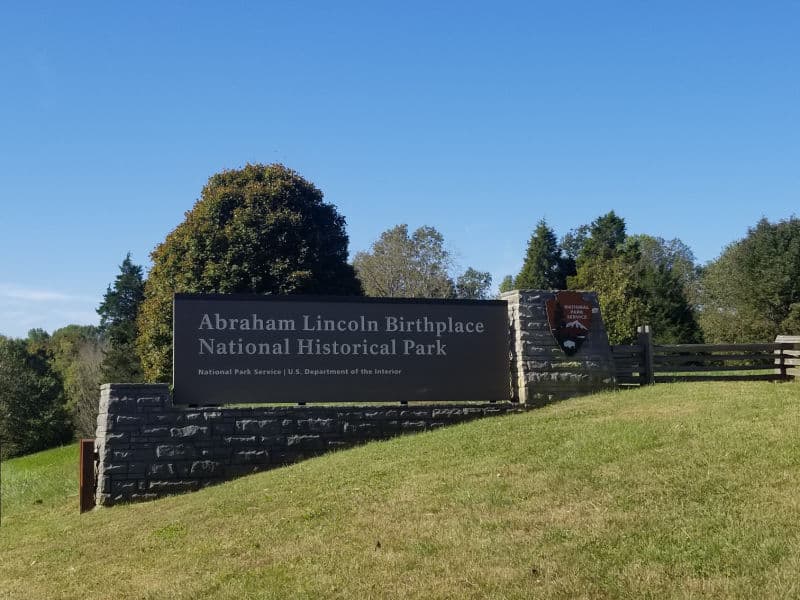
[97,253,145,382]
[0,335,72,458]
[354,225,455,298]
[455,267,493,300]
[138,164,362,382]
[568,213,701,344]
[699,217,800,342]
[515,219,570,290]
[49,325,107,438]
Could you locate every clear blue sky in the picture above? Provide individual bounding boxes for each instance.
[1,1,797,338]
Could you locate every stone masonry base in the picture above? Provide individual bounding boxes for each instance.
[95,383,522,506]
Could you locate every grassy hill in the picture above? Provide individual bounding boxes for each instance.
[2,381,800,599]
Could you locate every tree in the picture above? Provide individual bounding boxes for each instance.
[515,219,569,289]
[49,325,107,438]
[638,263,703,344]
[569,251,645,344]
[354,225,455,298]
[455,268,492,300]
[0,336,72,459]
[576,211,627,266]
[498,275,515,294]
[567,215,702,344]
[137,163,362,381]
[71,338,107,438]
[699,217,800,342]
[617,234,703,344]
[97,253,145,382]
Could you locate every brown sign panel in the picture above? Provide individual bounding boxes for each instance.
[545,291,593,355]
[173,294,510,405]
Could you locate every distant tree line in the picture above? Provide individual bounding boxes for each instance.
[499,212,800,345]
[2,162,798,459]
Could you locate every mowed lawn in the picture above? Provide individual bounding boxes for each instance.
[2,382,800,599]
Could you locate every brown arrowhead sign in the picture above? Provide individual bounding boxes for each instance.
[545,291,593,355]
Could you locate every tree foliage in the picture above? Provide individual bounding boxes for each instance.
[97,253,145,382]
[575,211,627,265]
[498,275,515,294]
[567,212,701,344]
[699,217,800,342]
[515,219,570,290]
[455,268,492,300]
[137,163,362,382]
[354,225,455,298]
[48,325,107,438]
[0,336,72,459]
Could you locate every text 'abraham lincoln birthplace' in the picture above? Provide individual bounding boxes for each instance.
[173,294,510,405]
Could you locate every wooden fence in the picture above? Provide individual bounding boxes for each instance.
[612,327,800,386]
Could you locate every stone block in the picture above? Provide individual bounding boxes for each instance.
[259,435,286,446]
[401,421,427,431]
[222,435,258,446]
[170,425,209,439]
[155,444,194,459]
[190,460,223,476]
[148,480,201,493]
[400,409,430,419]
[234,450,269,464]
[136,396,166,407]
[287,434,323,449]
[107,397,137,411]
[143,427,170,436]
[128,462,147,474]
[148,463,176,476]
[297,418,336,433]
[432,408,465,419]
[112,480,138,493]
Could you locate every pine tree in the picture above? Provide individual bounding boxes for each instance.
[498,275,515,294]
[97,253,145,382]
[515,219,567,290]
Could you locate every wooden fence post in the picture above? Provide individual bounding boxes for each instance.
[637,325,655,385]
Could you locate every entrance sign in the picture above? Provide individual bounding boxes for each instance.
[545,291,593,356]
[173,294,510,404]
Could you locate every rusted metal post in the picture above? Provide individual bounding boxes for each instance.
[79,439,96,513]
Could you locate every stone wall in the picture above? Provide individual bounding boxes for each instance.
[502,290,615,405]
[95,383,521,506]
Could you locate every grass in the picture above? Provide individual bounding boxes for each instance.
[1,381,800,599]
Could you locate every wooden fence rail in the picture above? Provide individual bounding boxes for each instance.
[611,328,800,386]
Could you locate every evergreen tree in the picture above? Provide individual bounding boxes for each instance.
[515,219,568,289]
[576,211,627,266]
[568,215,701,344]
[639,263,703,344]
[498,275,515,294]
[98,253,145,382]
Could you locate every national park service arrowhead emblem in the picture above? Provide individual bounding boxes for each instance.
[545,291,593,355]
